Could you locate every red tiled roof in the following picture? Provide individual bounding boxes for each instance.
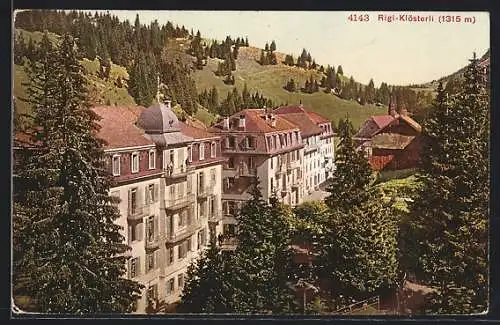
[211,109,300,133]
[275,112,323,137]
[179,122,219,140]
[307,111,330,124]
[371,115,395,129]
[92,106,154,150]
[13,130,39,148]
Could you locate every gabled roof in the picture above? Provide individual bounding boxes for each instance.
[372,115,395,129]
[274,112,323,137]
[211,109,299,133]
[307,111,331,124]
[92,106,154,150]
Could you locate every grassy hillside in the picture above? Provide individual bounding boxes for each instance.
[193,46,387,129]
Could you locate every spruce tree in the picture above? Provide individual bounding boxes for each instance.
[270,40,276,52]
[337,65,344,75]
[178,240,237,313]
[325,116,373,210]
[408,55,489,314]
[232,185,296,313]
[13,33,143,313]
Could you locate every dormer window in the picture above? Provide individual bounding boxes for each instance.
[131,152,139,173]
[188,145,193,162]
[199,143,205,160]
[210,142,216,158]
[148,150,156,169]
[228,136,236,149]
[112,154,121,176]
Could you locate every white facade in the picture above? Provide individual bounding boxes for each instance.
[303,134,322,194]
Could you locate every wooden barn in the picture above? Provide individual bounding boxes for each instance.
[354,104,422,171]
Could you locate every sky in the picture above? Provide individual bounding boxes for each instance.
[106,11,489,86]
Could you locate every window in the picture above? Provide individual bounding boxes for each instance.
[270,178,274,191]
[147,184,155,204]
[167,247,174,265]
[178,241,188,259]
[198,172,205,192]
[178,210,188,227]
[166,278,175,296]
[210,142,216,158]
[199,143,205,160]
[228,157,235,169]
[146,252,155,271]
[130,188,138,214]
[128,223,143,243]
[129,257,139,278]
[228,136,236,148]
[146,216,156,243]
[267,137,272,150]
[178,273,185,290]
[112,155,121,176]
[188,145,192,162]
[148,150,156,169]
[147,284,158,301]
[247,136,255,149]
[273,135,277,148]
[270,157,274,169]
[187,238,192,252]
[131,152,139,173]
[169,150,175,168]
[210,168,216,184]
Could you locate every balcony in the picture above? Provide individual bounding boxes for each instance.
[304,143,320,154]
[208,209,223,223]
[238,165,257,177]
[165,220,202,244]
[145,234,161,251]
[220,237,238,250]
[197,182,215,199]
[164,193,195,212]
[127,204,151,221]
[163,164,194,181]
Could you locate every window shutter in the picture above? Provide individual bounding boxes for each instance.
[154,216,159,240]
[137,223,143,241]
[128,189,132,213]
[137,187,143,209]
[154,184,159,202]
[128,225,133,244]
[154,249,159,269]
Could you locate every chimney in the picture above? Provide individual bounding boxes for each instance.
[238,114,246,130]
[222,117,230,130]
[271,115,276,128]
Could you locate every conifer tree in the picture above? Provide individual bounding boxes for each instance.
[13,33,143,313]
[408,55,489,314]
[270,40,276,52]
[337,65,344,75]
[178,239,237,313]
[325,116,373,210]
[232,185,297,313]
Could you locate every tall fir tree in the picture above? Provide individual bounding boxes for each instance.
[13,33,143,313]
[408,54,489,314]
[178,239,237,313]
[232,185,297,313]
[325,116,373,210]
